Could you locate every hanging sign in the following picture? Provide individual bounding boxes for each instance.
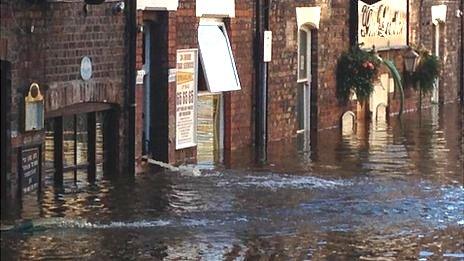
[358,0,407,50]
[176,49,198,150]
[24,83,44,132]
[21,147,40,194]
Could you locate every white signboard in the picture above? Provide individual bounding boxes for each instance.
[358,0,407,50]
[137,0,179,11]
[176,49,198,150]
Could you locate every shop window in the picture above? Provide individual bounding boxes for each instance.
[198,19,241,93]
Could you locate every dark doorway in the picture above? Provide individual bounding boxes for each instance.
[45,107,116,187]
[1,60,11,200]
[147,13,169,162]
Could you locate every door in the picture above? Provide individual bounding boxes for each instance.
[1,60,11,199]
[297,27,311,151]
[196,93,223,164]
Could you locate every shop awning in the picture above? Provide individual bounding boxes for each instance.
[198,24,241,93]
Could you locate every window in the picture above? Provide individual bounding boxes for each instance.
[198,20,241,93]
[297,27,311,82]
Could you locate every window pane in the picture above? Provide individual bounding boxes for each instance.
[298,30,308,80]
[96,112,104,178]
[76,114,88,165]
[198,25,240,93]
[44,120,54,172]
[63,116,75,168]
[297,83,305,131]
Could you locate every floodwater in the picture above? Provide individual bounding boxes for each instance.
[1,104,463,260]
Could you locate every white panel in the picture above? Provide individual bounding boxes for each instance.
[198,25,241,93]
[431,5,447,25]
[196,0,235,17]
[296,7,321,29]
[263,31,272,62]
[137,0,179,11]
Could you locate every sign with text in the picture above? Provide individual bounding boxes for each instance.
[21,147,40,194]
[358,0,407,50]
[176,49,198,150]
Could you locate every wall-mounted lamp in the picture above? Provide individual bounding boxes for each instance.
[137,25,144,33]
[112,2,125,14]
[456,10,463,18]
[404,47,420,74]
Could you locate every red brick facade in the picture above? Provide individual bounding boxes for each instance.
[1,0,131,200]
[135,0,462,165]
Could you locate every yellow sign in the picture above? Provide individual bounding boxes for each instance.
[177,71,194,85]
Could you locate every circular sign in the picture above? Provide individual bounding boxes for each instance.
[80,56,92,81]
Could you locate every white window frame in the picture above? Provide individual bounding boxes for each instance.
[297,26,311,83]
[198,18,241,93]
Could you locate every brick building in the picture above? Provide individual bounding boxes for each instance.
[135,0,255,165]
[1,0,462,202]
[1,0,136,202]
[135,0,462,165]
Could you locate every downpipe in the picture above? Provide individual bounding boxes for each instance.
[125,0,136,175]
[461,0,464,104]
[255,0,270,164]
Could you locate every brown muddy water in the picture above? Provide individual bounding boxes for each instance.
[1,104,463,260]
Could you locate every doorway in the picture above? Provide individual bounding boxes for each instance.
[143,14,169,162]
[1,60,11,199]
[196,93,224,164]
[45,108,112,187]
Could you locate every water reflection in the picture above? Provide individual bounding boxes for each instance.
[1,104,463,260]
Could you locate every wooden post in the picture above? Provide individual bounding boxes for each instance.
[87,112,96,183]
[53,117,64,186]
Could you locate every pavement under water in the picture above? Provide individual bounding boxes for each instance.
[1,104,463,260]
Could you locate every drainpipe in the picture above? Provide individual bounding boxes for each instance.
[125,0,136,175]
[256,0,269,163]
[461,0,463,104]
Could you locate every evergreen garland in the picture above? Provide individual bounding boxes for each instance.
[412,50,440,93]
[336,47,381,103]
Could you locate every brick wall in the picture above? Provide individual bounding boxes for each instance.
[267,0,462,143]
[1,0,129,199]
[136,0,255,164]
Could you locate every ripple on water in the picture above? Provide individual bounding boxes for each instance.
[217,173,351,190]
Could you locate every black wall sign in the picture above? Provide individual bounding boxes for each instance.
[21,147,40,194]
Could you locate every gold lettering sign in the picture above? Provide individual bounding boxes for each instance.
[24,83,44,132]
[358,0,407,50]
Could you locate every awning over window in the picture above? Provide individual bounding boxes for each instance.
[137,0,179,11]
[196,0,235,17]
[296,6,321,29]
[198,24,241,93]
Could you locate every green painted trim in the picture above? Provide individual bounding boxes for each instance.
[382,60,404,117]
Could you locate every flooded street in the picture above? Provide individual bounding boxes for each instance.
[1,104,463,260]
